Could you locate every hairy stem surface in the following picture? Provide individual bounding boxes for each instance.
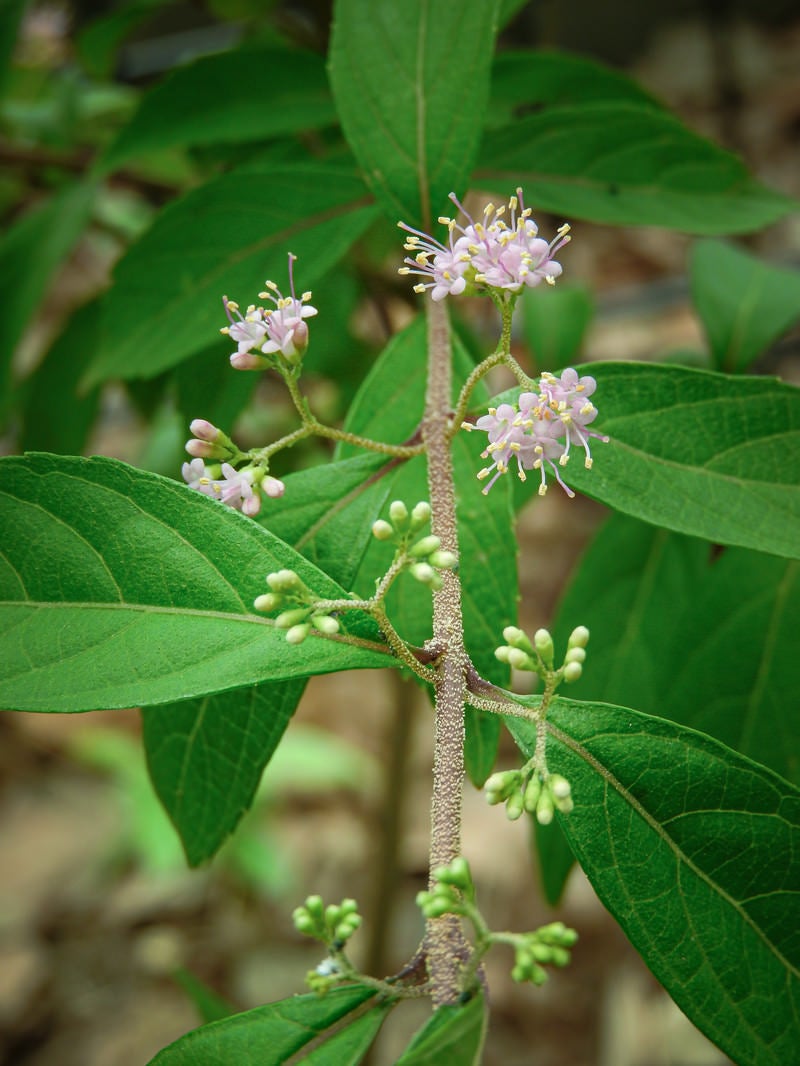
[422,298,470,1005]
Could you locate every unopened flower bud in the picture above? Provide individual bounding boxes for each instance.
[536,789,554,825]
[410,562,441,588]
[503,626,534,654]
[185,438,226,460]
[286,623,310,644]
[564,646,586,664]
[372,519,394,541]
[428,550,458,570]
[230,351,272,371]
[505,790,525,821]
[263,475,285,499]
[563,661,583,683]
[266,569,303,593]
[523,774,542,813]
[568,625,590,649]
[409,535,441,558]
[548,775,571,800]
[189,418,222,442]
[534,629,555,668]
[495,645,512,664]
[507,647,535,671]
[410,501,431,529]
[389,500,409,527]
[276,607,310,629]
[311,614,339,635]
[253,592,281,612]
[304,895,324,918]
[434,856,471,890]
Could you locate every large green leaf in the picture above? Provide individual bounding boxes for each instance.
[395,994,486,1064]
[476,103,795,233]
[83,167,379,386]
[0,454,392,713]
[142,682,304,866]
[497,362,800,559]
[690,239,800,372]
[98,45,335,173]
[329,0,499,228]
[0,182,96,417]
[0,0,28,98]
[507,700,800,1066]
[148,985,378,1065]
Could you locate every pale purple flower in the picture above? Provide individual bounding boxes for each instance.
[399,189,570,299]
[181,459,285,517]
[463,369,608,498]
[221,254,317,366]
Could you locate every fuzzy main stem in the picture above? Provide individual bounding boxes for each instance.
[422,298,470,1006]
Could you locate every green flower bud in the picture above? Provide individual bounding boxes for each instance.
[503,626,534,654]
[523,774,542,814]
[568,625,590,649]
[276,607,310,629]
[505,789,525,821]
[434,856,471,890]
[292,910,315,935]
[253,592,281,612]
[311,614,340,635]
[410,562,443,589]
[564,646,586,664]
[428,550,458,570]
[389,500,409,527]
[494,645,512,664]
[372,519,394,541]
[508,647,535,671]
[484,770,519,802]
[266,569,303,592]
[339,898,359,916]
[548,775,571,800]
[536,789,554,825]
[534,628,555,668]
[410,501,431,529]
[409,535,441,558]
[563,661,583,683]
[286,623,310,645]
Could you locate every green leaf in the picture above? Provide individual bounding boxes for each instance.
[0,454,392,713]
[83,167,379,386]
[98,45,336,173]
[337,315,515,782]
[148,985,378,1065]
[395,994,486,1064]
[142,682,304,866]
[508,701,800,1066]
[0,0,28,98]
[488,49,660,128]
[690,239,800,372]
[530,817,575,908]
[661,548,800,785]
[0,182,96,415]
[329,0,499,228]
[173,967,237,1024]
[477,103,795,233]
[500,362,800,559]
[552,512,710,713]
[520,283,594,372]
[19,299,102,455]
[297,999,393,1064]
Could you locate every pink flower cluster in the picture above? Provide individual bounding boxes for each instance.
[464,369,608,497]
[182,457,285,518]
[221,254,317,369]
[399,189,570,301]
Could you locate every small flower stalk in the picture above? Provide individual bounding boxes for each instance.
[253,569,340,644]
[292,896,364,994]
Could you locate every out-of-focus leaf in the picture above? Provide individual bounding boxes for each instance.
[520,283,594,372]
[83,167,379,386]
[0,182,96,418]
[20,299,102,455]
[329,0,499,228]
[477,104,796,233]
[690,239,800,372]
[0,0,28,97]
[98,46,335,173]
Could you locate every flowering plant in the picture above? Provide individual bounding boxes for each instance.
[0,2,799,1064]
